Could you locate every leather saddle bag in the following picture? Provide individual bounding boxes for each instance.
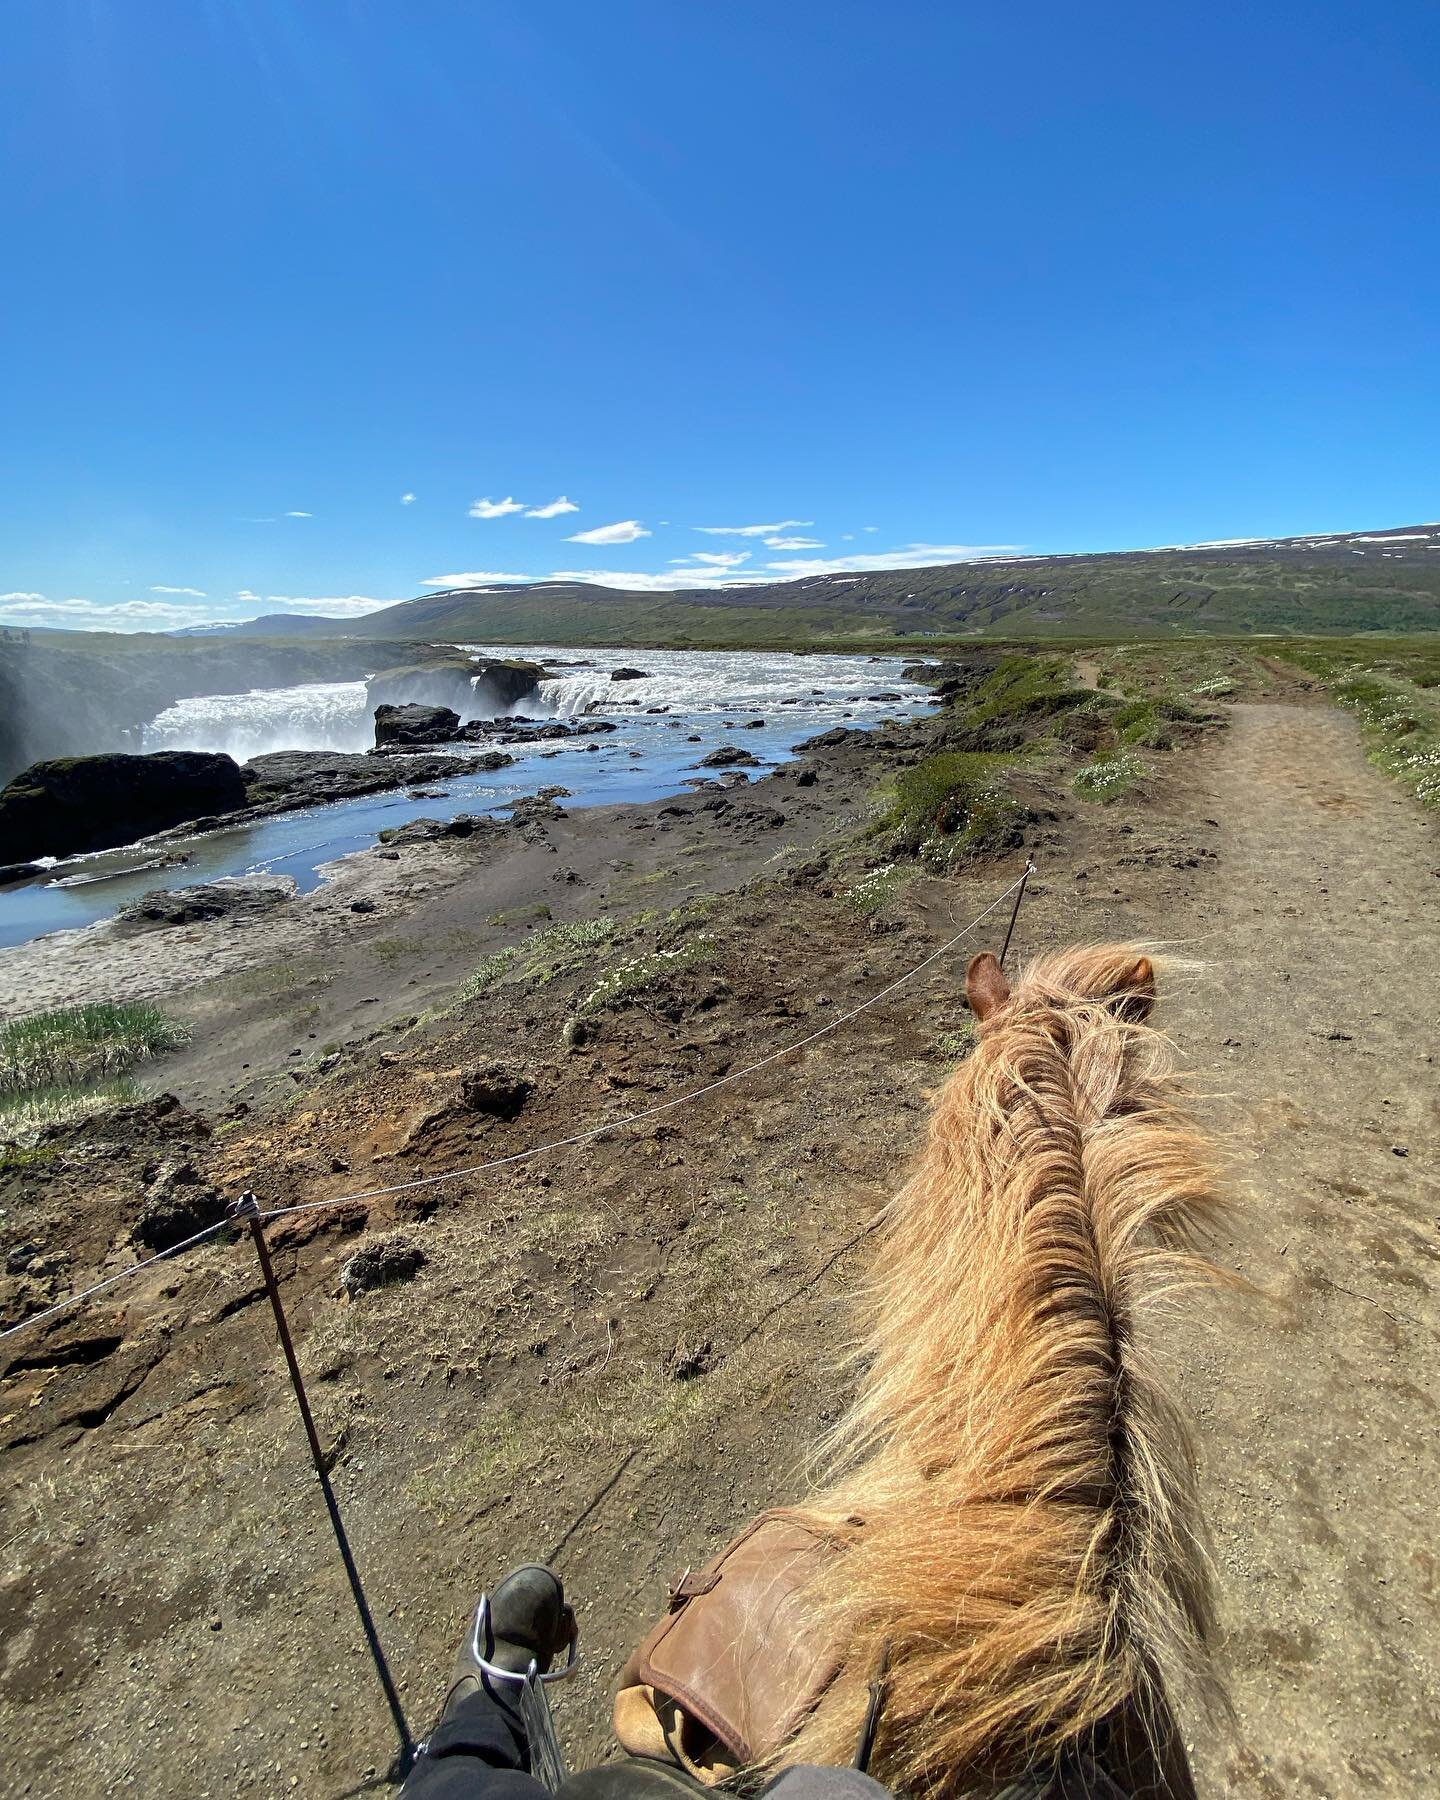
[613,1508,860,1784]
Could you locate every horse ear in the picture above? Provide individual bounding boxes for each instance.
[966,952,1010,1021]
[1114,955,1156,1021]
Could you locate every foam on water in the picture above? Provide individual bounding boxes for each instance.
[475,644,928,720]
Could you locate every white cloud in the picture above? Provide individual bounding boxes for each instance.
[693,519,813,537]
[564,519,651,546]
[763,536,824,550]
[422,570,531,588]
[241,516,278,524]
[671,551,751,569]
[764,543,1024,578]
[401,492,416,505]
[285,510,313,518]
[468,496,526,519]
[0,596,203,629]
[150,585,207,597]
[524,496,579,518]
[257,594,393,617]
[550,566,771,592]
[863,525,879,533]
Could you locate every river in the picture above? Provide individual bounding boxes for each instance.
[0,646,935,950]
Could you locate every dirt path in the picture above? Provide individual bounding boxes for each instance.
[1060,703,1439,1796]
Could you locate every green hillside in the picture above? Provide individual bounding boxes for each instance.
[294,524,1440,646]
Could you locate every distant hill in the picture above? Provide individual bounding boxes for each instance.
[222,524,1440,645]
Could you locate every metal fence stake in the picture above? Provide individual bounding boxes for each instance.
[230,1191,413,1777]
[998,860,1036,969]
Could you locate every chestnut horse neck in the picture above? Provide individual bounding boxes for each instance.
[783,943,1230,1798]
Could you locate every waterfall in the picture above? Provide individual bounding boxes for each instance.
[141,681,373,758]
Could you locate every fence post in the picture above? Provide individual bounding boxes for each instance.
[230,1191,413,1776]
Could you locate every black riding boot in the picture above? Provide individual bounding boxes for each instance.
[401,1565,575,1800]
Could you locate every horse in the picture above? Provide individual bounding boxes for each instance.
[761,943,1232,1798]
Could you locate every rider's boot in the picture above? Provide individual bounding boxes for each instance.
[434,1563,575,1730]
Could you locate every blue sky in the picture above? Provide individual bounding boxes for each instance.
[2,0,1436,631]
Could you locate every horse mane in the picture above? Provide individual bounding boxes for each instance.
[781,943,1230,1796]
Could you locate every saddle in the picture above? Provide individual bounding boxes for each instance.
[613,1512,1196,1800]
[613,1508,860,1783]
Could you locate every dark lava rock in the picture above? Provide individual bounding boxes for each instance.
[349,897,378,914]
[366,656,544,719]
[794,767,818,787]
[0,861,43,885]
[459,1063,534,1120]
[341,1232,426,1297]
[133,1162,229,1254]
[741,718,765,728]
[373,703,462,747]
[118,875,295,926]
[0,751,247,861]
[507,795,566,828]
[378,814,500,846]
[794,725,869,752]
[5,1243,39,1275]
[243,750,468,808]
[698,746,761,769]
[470,751,515,772]
[610,667,649,682]
[867,690,904,702]
[668,1337,717,1381]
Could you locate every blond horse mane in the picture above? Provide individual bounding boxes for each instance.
[780,943,1230,1796]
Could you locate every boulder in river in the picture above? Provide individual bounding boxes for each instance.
[373,703,462,747]
[366,655,545,720]
[697,746,761,768]
[609,667,649,682]
[0,751,247,861]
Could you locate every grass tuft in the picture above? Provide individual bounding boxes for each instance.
[0,1002,188,1099]
[576,939,716,1017]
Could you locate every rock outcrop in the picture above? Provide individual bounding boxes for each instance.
[697,746,760,768]
[0,751,248,861]
[241,750,472,807]
[365,655,544,723]
[117,875,296,927]
[373,703,462,747]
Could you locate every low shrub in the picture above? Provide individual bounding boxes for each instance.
[886,751,1024,864]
